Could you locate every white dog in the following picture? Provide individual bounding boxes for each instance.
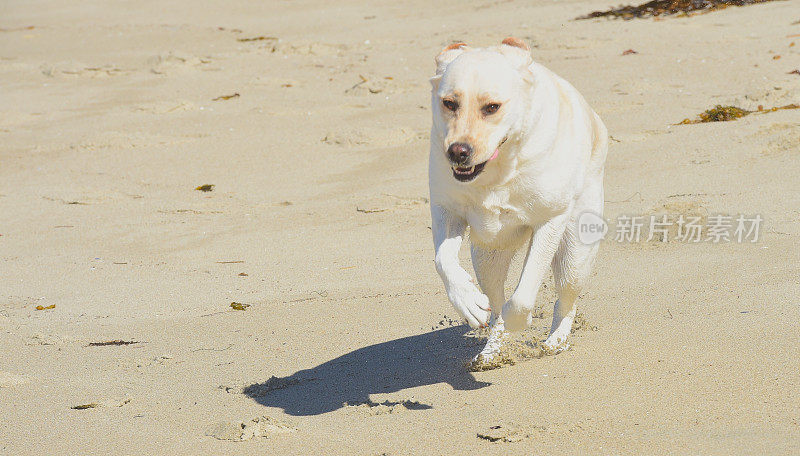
[428,38,608,361]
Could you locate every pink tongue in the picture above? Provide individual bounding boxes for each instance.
[489,148,499,161]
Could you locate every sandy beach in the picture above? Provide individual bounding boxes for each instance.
[1,0,799,454]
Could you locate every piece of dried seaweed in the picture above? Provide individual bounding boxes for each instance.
[578,0,778,20]
[760,103,800,113]
[230,302,250,311]
[678,103,800,124]
[72,403,99,410]
[680,105,752,124]
[212,93,239,101]
[195,184,215,192]
[356,206,387,213]
[35,304,55,311]
[0,26,35,32]
[88,340,140,346]
[236,36,278,43]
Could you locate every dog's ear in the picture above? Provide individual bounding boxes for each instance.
[434,42,468,75]
[498,37,533,83]
[501,37,529,51]
[498,37,532,69]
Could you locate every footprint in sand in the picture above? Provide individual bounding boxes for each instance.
[40,62,131,78]
[729,87,800,112]
[343,74,412,96]
[277,40,349,56]
[322,127,424,147]
[643,199,709,242]
[24,333,72,346]
[0,371,30,388]
[205,416,296,441]
[467,313,595,372]
[133,100,197,115]
[344,399,431,416]
[355,194,429,214]
[147,52,210,75]
[477,423,542,443]
[238,37,350,57]
[62,131,195,151]
[753,122,800,155]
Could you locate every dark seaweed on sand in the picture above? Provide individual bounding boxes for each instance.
[678,104,800,124]
[578,0,778,20]
[680,105,751,123]
[88,340,140,346]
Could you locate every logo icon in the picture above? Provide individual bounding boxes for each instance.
[577,211,608,245]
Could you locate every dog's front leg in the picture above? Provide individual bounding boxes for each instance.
[431,204,491,329]
[501,213,568,331]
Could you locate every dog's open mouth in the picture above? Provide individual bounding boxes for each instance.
[451,137,507,182]
[452,162,487,182]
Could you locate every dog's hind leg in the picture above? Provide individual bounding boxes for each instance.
[502,214,569,331]
[470,245,516,361]
[545,218,599,352]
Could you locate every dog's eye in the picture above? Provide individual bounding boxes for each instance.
[442,99,459,112]
[482,103,501,115]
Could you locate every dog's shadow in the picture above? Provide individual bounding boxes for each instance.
[242,326,490,416]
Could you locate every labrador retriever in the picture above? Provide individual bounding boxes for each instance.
[428,38,608,361]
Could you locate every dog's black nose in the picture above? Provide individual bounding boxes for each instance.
[447,142,472,165]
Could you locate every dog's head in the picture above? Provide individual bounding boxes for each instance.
[430,38,533,183]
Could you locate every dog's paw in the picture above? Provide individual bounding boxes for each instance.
[542,311,574,353]
[501,299,532,332]
[447,283,490,329]
[475,323,507,360]
[467,324,511,371]
[542,333,570,354]
[542,321,572,353]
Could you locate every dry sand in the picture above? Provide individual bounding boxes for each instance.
[1,0,799,454]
